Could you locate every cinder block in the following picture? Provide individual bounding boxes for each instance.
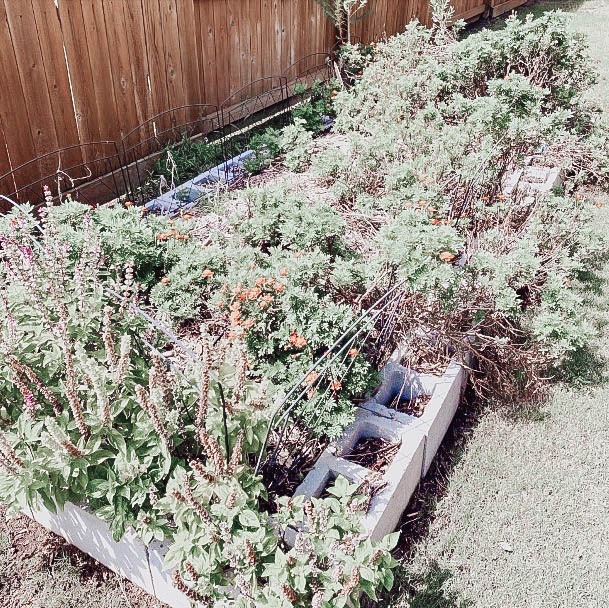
[29,502,155,596]
[503,162,563,198]
[419,362,467,477]
[365,425,425,542]
[294,404,427,543]
[147,541,193,608]
[374,361,438,406]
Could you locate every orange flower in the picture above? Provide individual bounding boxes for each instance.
[431,219,440,225]
[348,348,359,358]
[228,331,237,340]
[246,287,262,300]
[279,268,288,277]
[160,276,170,285]
[255,277,267,287]
[288,331,307,348]
[238,292,248,302]
[303,371,319,387]
[242,319,255,329]
[274,282,286,293]
[124,200,133,208]
[259,295,274,309]
[229,301,241,312]
[481,195,489,202]
[439,251,456,263]
[330,380,342,391]
[595,201,604,208]
[202,268,214,279]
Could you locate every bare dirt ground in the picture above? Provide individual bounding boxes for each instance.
[0,505,166,608]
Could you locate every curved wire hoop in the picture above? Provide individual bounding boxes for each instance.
[0,141,125,209]
[282,53,334,96]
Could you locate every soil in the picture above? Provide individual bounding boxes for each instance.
[0,505,166,608]
[343,436,401,474]
[258,431,329,512]
[396,393,432,417]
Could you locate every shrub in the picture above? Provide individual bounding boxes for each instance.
[292,80,339,132]
[280,119,314,172]
[0,203,397,605]
[243,127,282,175]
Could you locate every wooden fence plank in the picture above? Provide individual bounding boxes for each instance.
[0,1,38,194]
[196,0,220,106]
[31,0,83,186]
[4,0,61,185]
[123,1,154,131]
[1,0,494,204]
[102,0,141,140]
[57,1,103,147]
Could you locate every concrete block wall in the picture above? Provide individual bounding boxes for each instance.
[294,352,468,542]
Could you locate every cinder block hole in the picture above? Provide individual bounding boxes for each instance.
[391,389,434,417]
[342,435,401,474]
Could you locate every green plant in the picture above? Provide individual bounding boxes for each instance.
[243,128,282,175]
[315,0,369,44]
[336,42,375,84]
[0,205,269,542]
[292,80,338,132]
[280,120,314,172]
[163,473,397,606]
[153,135,223,186]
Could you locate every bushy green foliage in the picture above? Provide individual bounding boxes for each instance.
[154,135,223,185]
[292,80,338,132]
[163,472,397,606]
[318,12,607,388]
[243,128,282,175]
[0,204,396,604]
[280,119,314,172]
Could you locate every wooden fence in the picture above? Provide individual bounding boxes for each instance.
[0,0,524,209]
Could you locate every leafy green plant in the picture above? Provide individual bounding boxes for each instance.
[280,119,314,172]
[243,128,282,175]
[164,473,397,606]
[292,80,339,132]
[153,135,223,186]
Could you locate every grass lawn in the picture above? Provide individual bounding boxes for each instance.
[381,4,609,606]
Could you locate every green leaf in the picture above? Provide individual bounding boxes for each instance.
[238,509,260,529]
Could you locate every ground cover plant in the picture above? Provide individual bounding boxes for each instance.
[1,5,609,606]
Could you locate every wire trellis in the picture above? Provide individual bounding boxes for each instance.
[255,281,408,498]
[0,54,338,214]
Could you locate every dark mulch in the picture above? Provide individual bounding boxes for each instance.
[397,393,432,417]
[344,436,401,473]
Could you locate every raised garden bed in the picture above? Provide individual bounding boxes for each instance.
[294,347,469,542]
